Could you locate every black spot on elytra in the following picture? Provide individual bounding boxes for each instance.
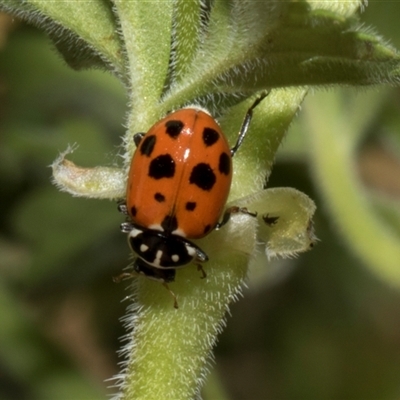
[149,154,175,179]
[189,163,216,191]
[130,206,137,217]
[185,202,196,211]
[202,127,219,147]
[219,152,230,175]
[140,135,156,157]
[165,120,184,138]
[161,214,178,233]
[203,224,211,234]
[154,192,165,202]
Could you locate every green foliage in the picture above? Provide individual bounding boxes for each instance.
[0,1,400,400]
[304,89,400,287]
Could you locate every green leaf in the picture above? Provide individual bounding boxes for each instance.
[220,88,308,199]
[4,1,400,399]
[161,0,289,111]
[52,147,125,200]
[112,0,174,126]
[235,188,317,258]
[168,0,204,83]
[0,0,124,74]
[162,2,400,112]
[216,8,400,89]
[307,0,366,16]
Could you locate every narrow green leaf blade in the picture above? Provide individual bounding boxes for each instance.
[307,0,366,16]
[216,6,400,92]
[113,0,174,125]
[163,3,400,108]
[1,0,124,74]
[170,0,204,83]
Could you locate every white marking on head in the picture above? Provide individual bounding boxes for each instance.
[182,105,212,116]
[129,228,142,238]
[186,244,196,257]
[172,228,186,237]
[153,250,163,267]
[148,223,163,231]
[140,244,149,253]
[171,254,179,263]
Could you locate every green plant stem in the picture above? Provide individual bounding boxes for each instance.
[305,91,400,286]
[118,215,257,400]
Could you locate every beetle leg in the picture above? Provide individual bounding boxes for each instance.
[162,282,179,309]
[117,201,128,215]
[230,91,270,156]
[215,206,257,230]
[133,132,146,147]
[196,264,207,279]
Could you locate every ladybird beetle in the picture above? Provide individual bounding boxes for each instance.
[120,93,268,303]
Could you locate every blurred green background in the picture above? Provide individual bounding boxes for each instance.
[1,3,400,400]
